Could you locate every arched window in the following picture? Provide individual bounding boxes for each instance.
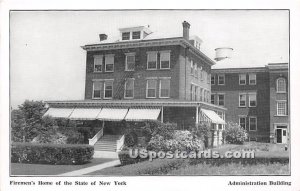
[277,78,286,93]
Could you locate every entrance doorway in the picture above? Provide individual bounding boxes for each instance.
[275,125,288,144]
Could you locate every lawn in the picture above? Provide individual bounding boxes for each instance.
[11,158,113,176]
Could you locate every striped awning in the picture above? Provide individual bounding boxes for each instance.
[43,108,74,118]
[97,108,128,121]
[125,108,161,121]
[200,109,225,124]
[69,108,101,120]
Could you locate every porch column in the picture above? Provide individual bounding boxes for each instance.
[161,106,164,123]
[195,106,199,125]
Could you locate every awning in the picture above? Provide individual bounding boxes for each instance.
[125,108,161,121]
[201,109,226,124]
[43,108,74,118]
[97,108,128,121]
[69,108,101,120]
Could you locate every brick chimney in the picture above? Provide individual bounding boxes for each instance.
[182,21,190,40]
[99,34,108,41]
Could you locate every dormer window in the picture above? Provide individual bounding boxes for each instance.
[122,32,130,40]
[132,31,141,39]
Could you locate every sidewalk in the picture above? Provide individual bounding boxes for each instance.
[58,159,121,176]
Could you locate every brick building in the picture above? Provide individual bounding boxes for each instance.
[211,49,289,143]
[45,21,226,151]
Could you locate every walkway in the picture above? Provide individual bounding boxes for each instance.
[58,159,121,176]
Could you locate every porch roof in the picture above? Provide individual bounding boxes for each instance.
[45,99,226,111]
[69,108,102,120]
[125,108,161,121]
[97,108,128,121]
[201,109,226,125]
[43,108,74,118]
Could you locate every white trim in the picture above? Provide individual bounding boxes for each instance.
[276,77,287,93]
[104,54,114,72]
[217,93,225,106]
[146,79,157,98]
[93,55,103,73]
[248,92,257,107]
[159,50,171,70]
[147,52,158,70]
[276,100,287,116]
[159,78,171,98]
[218,74,225,85]
[104,80,113,99]
[125,53,135,71]
[249,116,257,131]
[239,93,247,107]
[239,116,247,130]
[92,79,114,82]
[92,81,102,99]
[124,78,135,99]
[249,73,256,85]
[239,74,246,85]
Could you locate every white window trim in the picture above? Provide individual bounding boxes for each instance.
[132,31,141,40]
[249,73,257,85]
[211,75,215,85]
[124,78,135,99]
[159,78,171,98]
[276,100,287,116]
[159,50,171,70]
[146,79,157,98]
[218,75,225,85]
[239,74,246,85]
[217,93,225,106]
[92,81,102,99]
[248,92,257,107]
[147,51,158,70]
[93,55,103,73]
[104,54,114,72]
[239,93,247,107]
[249,116,257,131]
[125,53,135,71]
[276,78,287,93]
[103,80,114,99]
[239,116,247,129]
[121,31,131,41]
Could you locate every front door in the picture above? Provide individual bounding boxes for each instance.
[276,126,288,144]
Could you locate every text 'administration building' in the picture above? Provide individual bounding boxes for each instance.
[45,21,226,149]
[211,48,289,143]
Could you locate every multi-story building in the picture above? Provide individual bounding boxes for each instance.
[211,49,289,143]
[45,21,226,149]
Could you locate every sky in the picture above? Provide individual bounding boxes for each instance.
[10,10,289,108]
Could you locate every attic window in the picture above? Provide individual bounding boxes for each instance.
[122,32,130,40]
[132,31,141,39]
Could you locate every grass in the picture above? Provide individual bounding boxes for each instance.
[11,158,113,176]
[168,163,289,175]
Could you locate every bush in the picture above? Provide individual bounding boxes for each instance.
[147,130,204,152]
[118,149,148,166]
[124,131,138,147]
[11,142,93,165]
[224,122,248,144]
[190,122,211,148]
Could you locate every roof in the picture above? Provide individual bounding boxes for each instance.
[212,57,266,70]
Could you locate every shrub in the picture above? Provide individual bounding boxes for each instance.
[190,122,211,148]
[224,122,248,144]
[124,131,138,147]
[118,149,148,166]
[147,130,204,152]
[11,142,93,165]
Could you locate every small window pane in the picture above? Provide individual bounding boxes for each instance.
[104,81,113,98]
[94,56,103,72]
[105,55,114,72]
[147,79,157,98]
[277,78,286,92]
[132,31,141,39]
[126,55,135,71]
[122,32,130,40]
[160,79,170,98]
[160,52,170,69]
[277,102,287,115]
[249,117,257,131]
[249,93,257,107]
[249,74,256,85]
[93,81,102,98]
[218,75,225,85]
[147,53,157,69]
[239,94,246,107]
[239,117,246,129]
[125,79,134,98]
[239,74,246,85]
[218,94,225,106]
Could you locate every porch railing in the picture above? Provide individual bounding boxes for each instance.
[116,135,125,152]
[88,128,104,146]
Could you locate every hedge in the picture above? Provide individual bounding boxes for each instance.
[118,150,148,166]
[11,142,94,165]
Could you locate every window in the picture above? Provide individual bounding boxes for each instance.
[146,79,157,98]
[94,55,103,72]
[211,75,215,85]
[277,101,287,116]
[239,93,247,107]
[249,93,257,107]
[239,116,247,129]
[211,94,215,104]
[218,75,225,85]
[124,79,134,98]
[277,78,286,93]
[105,55,114,72]
[104,81,113,99]
[249,117,257,131]
[125,53,135,71]
[122,32,130,40]
[218,94,225,106]
[190,60,194,75]
[93,81,103,99]
[160,51,170,69]
[159,78,170,98]
[147,52,157,70]
[239,74,246,85]
[249,74,256,85]
[132,31,141,39]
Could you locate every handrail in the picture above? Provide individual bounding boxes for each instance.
[116,135,125,152]
[88,128,104,145]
